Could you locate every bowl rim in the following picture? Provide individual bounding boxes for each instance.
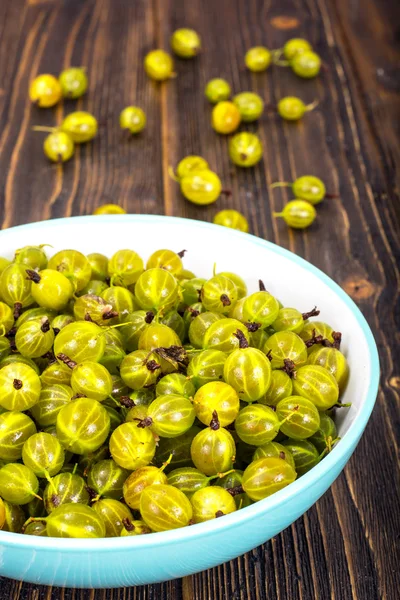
[0,215,380,551]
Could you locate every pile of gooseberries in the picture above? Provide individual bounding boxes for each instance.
[0,244,348,538]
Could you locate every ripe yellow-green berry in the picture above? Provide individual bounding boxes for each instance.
[245,47,271,72]
[205,79,231,104]
[59,67,88,99]
[170,28,201,58]
[29,74,62,107]
[228,132,263,167]
[273,200,317,229]
[144,50,174,81]
[43,132,74,163]
[213,210,249,232]
[119,106,146,134]
[93,205,126,215]
[211,101,241,134]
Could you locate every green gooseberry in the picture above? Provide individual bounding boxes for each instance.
[264,331,308,370]
[43,131,74,163]
[180,170,222,205]
[190,414,236,476]
[108,249,144,287]
[87,253,109,281]
[243,291,280,328]
[119,106,146,134]
[0,411,37,462]
[0,463,40,505]
[92,498,133,537]
[273,200,317,229]
[135,268,178,310]
[156,373,195,398]
[22,432,65,479]
[70,361,113,402]
[277,97,318,121]
[187,349,227,389]
[228,132,263,167]
[253,441,296,470]
[59,67,88,98]
[245,46,271,72]
[205,79,231,104]
[144,49,174,81]
[54,321,105,364]
[0,363,41,411]
[87,459,130,500]
[201,275,238,314]
[235,404,280,446]
[155,425,201,471]
[283,38,312,61]
[292,365,339,410]
[14,245,48,271]
[140,484,192,532]
[61,111,98,143]
[233,92,264,122]
[109,422,156,470]
[223,346,271,402]
[259,369,293,406]
[276,396,320,439]
[191,486,236,523]
[170,28,201,58]
[309,412,338,453]
[307,347,349,392]
[282,439,320,475]
[188,311,224,348]
[43,503,106,537]
[146,394,196,438]
[202,318,250,353]
[242,457,296,500]
[56,398,110,454]
[291,51,321,78]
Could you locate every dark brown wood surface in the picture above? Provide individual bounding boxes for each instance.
[0,0,399,598]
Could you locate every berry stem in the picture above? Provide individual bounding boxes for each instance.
[167,166,180,182]
[270,182,291,190]
[305,99,319,112]
[32,126,57,133]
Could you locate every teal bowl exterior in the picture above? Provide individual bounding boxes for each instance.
[0,216,380,588]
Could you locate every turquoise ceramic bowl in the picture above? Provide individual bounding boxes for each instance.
[0,216,379,588]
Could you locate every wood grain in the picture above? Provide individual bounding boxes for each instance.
[0,0,399,598]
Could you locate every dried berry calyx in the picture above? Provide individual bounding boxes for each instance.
[259,280,266,291]
[280,358,297,378]
[146,360,161,372]
[145,311,155,324]
[301,306,320,320]
[209,410,220,431]
[25,270,41,284]
[234,329,249,348]
[56,353,78,369]
[244,322,261,333]
[120,396,135,408]
[227,485,244,497]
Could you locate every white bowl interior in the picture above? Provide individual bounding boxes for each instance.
[0,216,372,439]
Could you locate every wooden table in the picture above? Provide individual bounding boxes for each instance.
[0,0,399,598]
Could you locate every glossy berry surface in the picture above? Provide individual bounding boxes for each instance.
[59,67,88,98]
[245,46,271,72]
[170,28,201,58]
[140,484,193,531]
[205,79,231,104]
[242,457,297,500]
[212,101,241,134]
[213,210,249,232]
[119,106,146,134]
[273,200,317,229]
[228,132,263,168]
[29,74,62,107]
[144,50,174,81]
[180,171,222,205]
[191,486,236,522]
